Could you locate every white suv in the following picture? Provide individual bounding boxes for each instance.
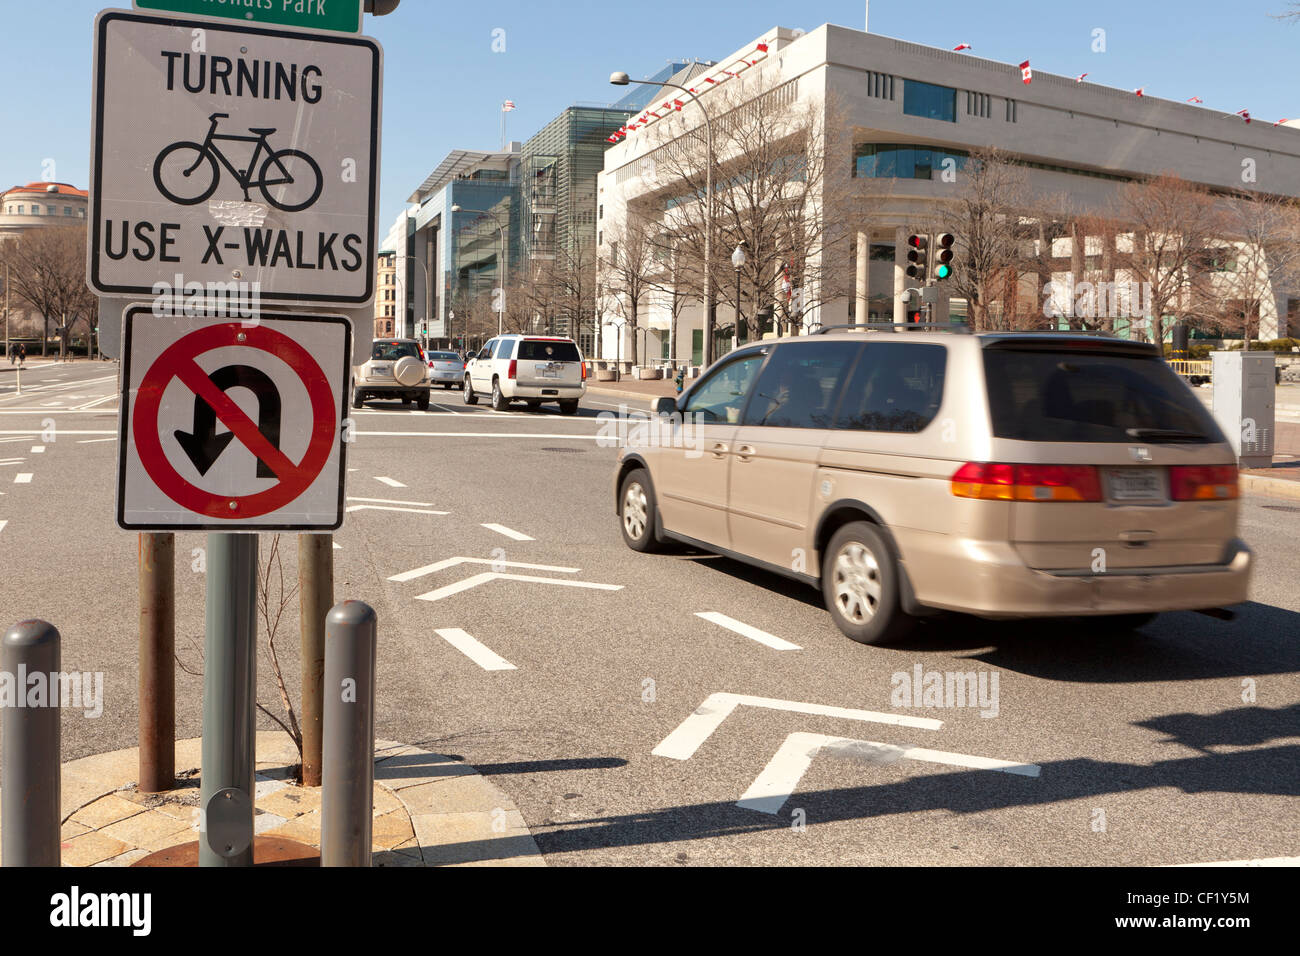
[463,334,586,414]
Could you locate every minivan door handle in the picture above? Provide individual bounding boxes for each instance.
[736,444,756,462]
[710,442,729,458]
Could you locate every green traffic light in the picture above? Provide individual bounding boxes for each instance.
[936,264,951,279]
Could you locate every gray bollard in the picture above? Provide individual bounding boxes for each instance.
[2,620,61,867]
[321,601,376,867]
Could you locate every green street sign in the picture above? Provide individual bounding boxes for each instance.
[133,0,363,35]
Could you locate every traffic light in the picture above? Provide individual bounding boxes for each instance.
[935,233,955,280]
[906,234,928,281]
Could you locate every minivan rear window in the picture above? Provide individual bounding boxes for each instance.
[518,340,580,362]
[983,350,1224,443]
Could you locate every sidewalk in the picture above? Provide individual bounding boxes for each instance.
[0,730,543,867]
[585,376,680,405]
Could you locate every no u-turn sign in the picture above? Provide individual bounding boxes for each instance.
[117,306,351,530]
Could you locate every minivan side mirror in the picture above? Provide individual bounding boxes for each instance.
[652,396,678,416]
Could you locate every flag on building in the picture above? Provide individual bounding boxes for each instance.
[1133,88,1145,97]
[1074,73,1088,83]
[1019,60,1032,84]
[1186,96,1203,104]
[954,43,972,52]
[1274,118,1290,126]
[1236,108,1252,123]
[502,100,516,112]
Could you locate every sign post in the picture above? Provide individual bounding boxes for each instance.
[92,4,382,867]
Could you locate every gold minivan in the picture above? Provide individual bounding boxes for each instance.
[614,329,1252,644]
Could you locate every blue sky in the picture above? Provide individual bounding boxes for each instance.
[2,0,1297,231]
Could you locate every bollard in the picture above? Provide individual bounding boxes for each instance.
[1,621,61,867]
[321,601,376,867]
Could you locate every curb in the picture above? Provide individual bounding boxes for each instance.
[585,384,678,404]
[1242,474,1300,502]
[5,730,543,867]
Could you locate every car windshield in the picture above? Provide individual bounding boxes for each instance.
[983,348,1223,443]
[429,352,461,361]
[518,340,581,362]
[372,342,420,361]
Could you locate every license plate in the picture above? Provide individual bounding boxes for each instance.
[1105,468,1164,502]
[540,368,560,379]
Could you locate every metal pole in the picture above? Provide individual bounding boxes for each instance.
[321,600,376,867]
[200,532,257,867]
[1,620,60,867]
[298,533,332,788]
[138,532,175,793]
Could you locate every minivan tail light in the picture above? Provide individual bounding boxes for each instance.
[508,359,517,380]
[1169,465,1238,500]
[581,362,587,381]
[951,462,1102,502]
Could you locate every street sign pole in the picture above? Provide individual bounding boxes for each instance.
[200,532,258,867]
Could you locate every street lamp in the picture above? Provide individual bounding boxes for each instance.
[610,70,717,369]
[731,242,746,345]
[451,203,507,336]
[391,253,429,345]
[608,316,626,381]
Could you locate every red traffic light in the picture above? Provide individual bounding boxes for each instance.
[907,234,928,250]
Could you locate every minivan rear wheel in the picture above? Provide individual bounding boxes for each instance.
[619,469,660,553]
[822,522,915,645]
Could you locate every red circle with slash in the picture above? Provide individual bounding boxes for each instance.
[133,323,335,519]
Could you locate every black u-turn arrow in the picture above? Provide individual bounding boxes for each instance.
[174,365,283,478]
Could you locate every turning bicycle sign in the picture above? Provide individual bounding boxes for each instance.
[116,306,351,531]
[88,10,381,305]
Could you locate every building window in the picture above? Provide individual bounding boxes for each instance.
[1005,99,1018,122]
[64,207,72,216]
[598,204,603,220]
[866,71,895,100]
[30,205,39,216]
[869,243,895,261]
[903,81,957,123]
[78,209,85,218]
[966,91,991,118]
[853,144,968,179]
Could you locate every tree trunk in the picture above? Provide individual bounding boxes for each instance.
[41,313,48,356]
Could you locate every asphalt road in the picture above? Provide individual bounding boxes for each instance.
[1,360,1297,866]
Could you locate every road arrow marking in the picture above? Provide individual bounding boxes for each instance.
[30,446,44,453]
[652,693,942,761]
[374,476,406,488]
[481,523,534,541]
[415,572,622,603]
[344,505,448,515]
[13,473,32,484]
[0,520,7,534]
[434,628,516,671]
[736,732,1040,815]
[696,611,801,651]
[389,556,580,583]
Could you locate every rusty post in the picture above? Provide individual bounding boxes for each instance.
[298,533,332,787]
[138,532,175,793]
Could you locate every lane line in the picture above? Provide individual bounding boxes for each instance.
[14,473,32,484]
[30,446,44,453]
[695,611,801,651]
[0,520,7,534]
[389,556,579,583]
[344,505,448,515]
[434,628,516,671]
[76,438,116,444]
[374,476,406,488]
[415,571,622,603]
[481,523,534,541]
[353,431,606,440]
[1172,857,1300,867]
[346,496,434,507]
[652,693,943,761]
[736,732,1040,815]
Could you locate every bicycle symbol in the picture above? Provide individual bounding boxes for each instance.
[152,112,323,212]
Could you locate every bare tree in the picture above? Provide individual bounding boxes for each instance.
[0,226,95,357]
[643,78,878,346]
[601,213,659,364]
[1206,193,1300,348]
[1271,2,1300,21]
[1114,173,1222,347]
[930,146,1033,332]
